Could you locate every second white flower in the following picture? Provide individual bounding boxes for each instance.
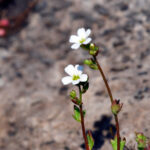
[62,64,88,85]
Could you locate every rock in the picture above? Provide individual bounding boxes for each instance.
[93,4,109,16]
[0,0,150,150]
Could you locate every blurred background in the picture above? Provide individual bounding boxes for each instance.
[0,0,150,150]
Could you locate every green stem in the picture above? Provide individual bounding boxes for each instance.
[94,56,120,150]
[78,85,90,150]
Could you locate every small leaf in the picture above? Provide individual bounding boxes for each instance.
[72,106,86,122]
[87,131,94,150]
[111,136,126,150]
[72,105,81,122]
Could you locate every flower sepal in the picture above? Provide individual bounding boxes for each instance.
[80,81,89,94]
[80,44,91,50]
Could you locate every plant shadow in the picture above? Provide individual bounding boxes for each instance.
[81,115,116,150]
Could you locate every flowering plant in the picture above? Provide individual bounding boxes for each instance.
[62,27,149,150]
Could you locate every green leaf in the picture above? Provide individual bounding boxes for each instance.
[111,137,126,150]
[87,131,94,150]
[72,106,86,122]
[72,105,81,122]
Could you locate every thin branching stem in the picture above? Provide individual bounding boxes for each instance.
[78,85,89,150]
[94,56,120,150]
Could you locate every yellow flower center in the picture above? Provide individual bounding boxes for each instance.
[80,38,86,44]
[72,75,80,80]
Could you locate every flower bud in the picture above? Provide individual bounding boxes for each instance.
[84,59,93,65]
[89,50,97,56]
[90,43,95,50]
[70,90,76,99]
[111,99,123,115]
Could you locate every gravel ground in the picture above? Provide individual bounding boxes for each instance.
[0,0,150,150]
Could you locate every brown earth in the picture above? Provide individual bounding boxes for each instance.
[0,0,150,150]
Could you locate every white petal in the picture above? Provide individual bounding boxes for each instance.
[80,74,88,82]
[61,76,72,85]
[77,28,86,38]
[69,35,79,43]
[83,38,92,44]
[71,43,80,49]
[85,29,91,37]
[75,65,83,75]
[64,64,75,76]
[72,79,80,85]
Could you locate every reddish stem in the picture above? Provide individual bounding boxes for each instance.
[78,85,89,150]
[94,56,120,150]
[115,115,120,150]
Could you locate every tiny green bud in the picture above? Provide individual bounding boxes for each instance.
[84,59,98,70]
[84,59,93,65]
[111,99,123,115]
[89,50,97,56]
[90,43,95,50]
[70,90,76,99]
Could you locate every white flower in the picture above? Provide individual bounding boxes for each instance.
[69,28,92,49]
[61,64,88,85]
